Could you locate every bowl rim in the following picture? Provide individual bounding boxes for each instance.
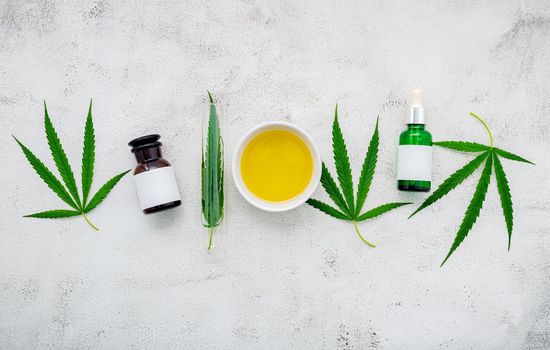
[232,121,322,212]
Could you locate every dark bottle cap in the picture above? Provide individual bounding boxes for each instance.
[128,134,162,153]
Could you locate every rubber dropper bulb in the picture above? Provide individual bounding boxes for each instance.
[411,89,423,106]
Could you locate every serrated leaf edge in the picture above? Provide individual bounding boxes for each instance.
[355,116,379,216]
[409,151,490,218]
[493,153,514,250]
[81,100,95,206]
[441,153,493,266]
[43,102,82,209]
[332,105,355,215]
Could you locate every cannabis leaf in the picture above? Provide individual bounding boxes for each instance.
[13,100,130,230]
[409,151,489,218]
[307,105,411,246]
[410,112,534,266]
[81,102,95,206]
[493,154,513,250]
[433,141,491,152]
[201,91,224,249]
[441,152,492,266]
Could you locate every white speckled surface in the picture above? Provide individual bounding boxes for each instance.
[1,1,550,349]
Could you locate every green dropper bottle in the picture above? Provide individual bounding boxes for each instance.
[397,89,432,192]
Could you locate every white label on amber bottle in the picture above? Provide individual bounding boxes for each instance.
[133,167,181,210]
[397,145,433,181]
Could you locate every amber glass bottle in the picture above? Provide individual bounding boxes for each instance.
[129,134,181,214]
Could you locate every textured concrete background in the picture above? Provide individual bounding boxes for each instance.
[1,0,549,349]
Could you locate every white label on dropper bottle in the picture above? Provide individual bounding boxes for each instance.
[133,167,181,210]
[397,145,432,181]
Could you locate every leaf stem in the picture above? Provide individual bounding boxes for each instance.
[353,221,376,248]
[469,112,493,147]
[207,227,213,250]
[82,213,99,231]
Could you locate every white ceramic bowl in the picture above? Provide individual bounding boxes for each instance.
[232,121,322,212]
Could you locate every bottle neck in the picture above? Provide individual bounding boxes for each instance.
[407,124,425,130]
[134,147,162,163]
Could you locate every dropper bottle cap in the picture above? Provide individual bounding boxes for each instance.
[408,88,426,124]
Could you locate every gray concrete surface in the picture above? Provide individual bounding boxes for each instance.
[1,0,549,349]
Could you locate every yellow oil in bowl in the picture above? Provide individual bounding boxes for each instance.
[240,129,313,202]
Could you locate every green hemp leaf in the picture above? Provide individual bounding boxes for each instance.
[307,105,411,246]
[13,101,130,230]
[410,112,534,266]
[201,91,224,250]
